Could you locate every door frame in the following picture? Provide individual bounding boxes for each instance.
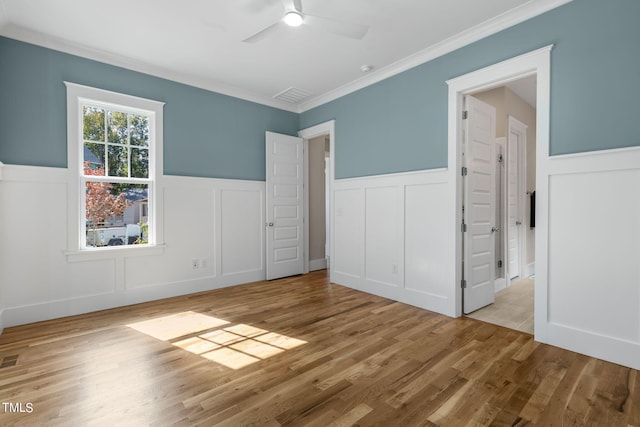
[446,45,552,343]
[298,120,335,276]
[507,115,529,282]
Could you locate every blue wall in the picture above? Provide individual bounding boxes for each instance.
[0,37,298,180]
[2,0,639,181]
[300,0,640,178]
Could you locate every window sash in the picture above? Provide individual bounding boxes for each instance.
[66,81,164,255]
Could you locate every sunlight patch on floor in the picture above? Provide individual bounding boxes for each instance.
[127,311,230,340]
[127,311,306,369]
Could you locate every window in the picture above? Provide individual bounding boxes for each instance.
[66,82,164,254]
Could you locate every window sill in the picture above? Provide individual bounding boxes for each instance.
[65,243,166,263]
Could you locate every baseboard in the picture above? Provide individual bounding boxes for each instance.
[3,293,122,329]
[526,262,535,277]
[2,272,265,329]
[309,258,327,271]
[331,271,455,318]
[494,277,507,293]
[547,322,640,371]
[0,309,4,335]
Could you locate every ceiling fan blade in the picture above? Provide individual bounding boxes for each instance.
[304,14,369,40]
[281,0,303,12]
[242,21,285,43]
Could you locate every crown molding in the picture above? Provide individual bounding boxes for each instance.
[297,0,573,113]
[0,0,572,115]
[0,24,299,113]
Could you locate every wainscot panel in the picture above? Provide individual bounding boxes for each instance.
[331,169,453,315]
[0,166,266,327]
[544,147,640,370]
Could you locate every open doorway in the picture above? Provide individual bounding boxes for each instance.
[299,120,335,276]
[306,135,330,271]
[462,77,537,334]
[448,45,551,343]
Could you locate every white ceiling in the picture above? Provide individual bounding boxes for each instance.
[0,0,568,112]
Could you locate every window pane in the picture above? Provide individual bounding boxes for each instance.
[131,147,149,178]
[83,142,105,176]
[83,106,105,142]
[85,182,149,247]
[108,145,129,177]
[107,110,128,145]
[130,114,149,146]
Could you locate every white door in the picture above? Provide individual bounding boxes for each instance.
[266,131,304,280]
[494,137,507,293]
[507,128,520,279]
[463,96,497,314]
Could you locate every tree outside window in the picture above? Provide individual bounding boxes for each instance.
[82,105,151,247]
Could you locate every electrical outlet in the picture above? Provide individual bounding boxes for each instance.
[192,259,199,270]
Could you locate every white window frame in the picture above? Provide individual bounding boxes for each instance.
[65,82,165,260]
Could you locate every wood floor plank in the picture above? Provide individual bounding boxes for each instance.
[0,270,638,426]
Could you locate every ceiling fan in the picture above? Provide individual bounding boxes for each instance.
[242,0,369,43]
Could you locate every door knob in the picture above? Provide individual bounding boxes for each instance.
[516,221,522,226]
[267,222,274,227]
[491,226,500,233]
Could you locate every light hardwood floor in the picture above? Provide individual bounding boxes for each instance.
[0,270,638,426]
[466,278,534,334]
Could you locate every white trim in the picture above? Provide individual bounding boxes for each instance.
[298,0,572,112]
[332,167,448,190]
[1,1,571,114]
[65,81,165,256]
[0,309,4,335]
[335,168,448,185]
[447,45,552,345]
[0,163,67,182]
[547,323,640,371]
[0,161,4,180]
[65,244,167,263]
[299,121,335,276]
[549,145,640,175]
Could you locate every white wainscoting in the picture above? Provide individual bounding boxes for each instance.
[543,146,640,370]
[331,168,454,315]
[0,165,266,328]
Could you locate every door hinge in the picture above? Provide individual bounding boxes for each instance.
[498,154,503,163]
[497,260,503,269]
[461,166,468,176]
[461,279,467,289]
[461,223,467,233]
[462,110,468,120]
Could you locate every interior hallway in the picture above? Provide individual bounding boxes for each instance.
[466,278,534,334]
